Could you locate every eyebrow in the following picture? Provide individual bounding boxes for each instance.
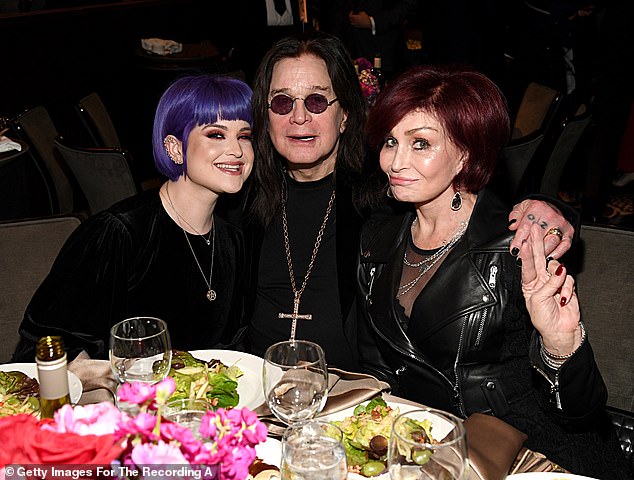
[269,85,331,96]
[404,126,439,135]
[200,123,252,132]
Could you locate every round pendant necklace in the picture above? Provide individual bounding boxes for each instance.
[162,183,216,301]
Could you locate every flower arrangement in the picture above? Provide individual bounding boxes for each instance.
[354,57,381,104]
[0,378,268,480]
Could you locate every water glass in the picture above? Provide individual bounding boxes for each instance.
[281,419,347,480]
[163,398,210,439]
[388,408,468,480]
[109,316,172,387]
[263,340,329,425]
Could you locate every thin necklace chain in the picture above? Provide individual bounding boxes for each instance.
[397,220,467,298]
[164,183,212,246]
[281,181,336,340]
[161,184,216,301]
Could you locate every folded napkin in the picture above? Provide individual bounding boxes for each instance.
[0,136,22,153]
[68,351,117,405]
[141,38,183,55]
[463,413,528,480]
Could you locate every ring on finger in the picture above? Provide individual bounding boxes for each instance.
[544,227,563,241]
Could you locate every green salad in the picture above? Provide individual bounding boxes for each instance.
[167,350,243,409]
[330,397,433,477]
[0,371,40,417]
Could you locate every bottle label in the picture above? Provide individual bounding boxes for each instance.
[37,355,70,399]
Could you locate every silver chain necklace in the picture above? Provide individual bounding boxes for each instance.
[164,183,212,246]
[278,181,336,341]
[162,184,216,301]
[397,220,467,298]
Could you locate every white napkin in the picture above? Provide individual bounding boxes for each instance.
[0,136,21,153]
[141,38,183,55]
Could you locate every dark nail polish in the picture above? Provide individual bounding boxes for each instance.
[555,264,564,276]
[560,297,567,306]
[508,219,517,226]
[511,247,520,256]
[516,257,522,267]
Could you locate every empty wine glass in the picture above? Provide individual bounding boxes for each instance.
[281,419,347,480]
[388,408,468,480]
[263,340,328,425]
[109,316,172,404]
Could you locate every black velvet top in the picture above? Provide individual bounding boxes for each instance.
[12,189,246,361]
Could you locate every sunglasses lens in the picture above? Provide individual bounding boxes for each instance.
[270,95,294,115]
[304,94,329,114]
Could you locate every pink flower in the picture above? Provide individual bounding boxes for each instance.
[117,378,176,410]
[115,412,158,442]
[130,440,188,464]
[44,402,129,436]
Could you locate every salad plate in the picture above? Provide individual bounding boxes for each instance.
[0,362,83,404]
[188,350,265,410]
[506,474,599,480]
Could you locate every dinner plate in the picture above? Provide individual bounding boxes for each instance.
[0,362,83,404]
[506,474,599,480]
[320,401,459,480]
[189,350,265,410]
[255,436,282,468]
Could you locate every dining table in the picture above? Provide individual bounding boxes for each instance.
[58,350,576,480]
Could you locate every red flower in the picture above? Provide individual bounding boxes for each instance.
[0,414,123,467]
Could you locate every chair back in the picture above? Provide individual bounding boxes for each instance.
[54,137,139,215]
[76,92,121,148]
[12,106,75,214]
[0,215,81,363]
[498,132,546,201]
[538,109,593,197]
[575,224,634,411]
[512,82,562,140]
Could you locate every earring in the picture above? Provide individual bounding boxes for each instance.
[451,191,462,211]
[386,183,394,198]
[164,136,183,165]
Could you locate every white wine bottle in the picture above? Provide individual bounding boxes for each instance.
[36,336,71,418]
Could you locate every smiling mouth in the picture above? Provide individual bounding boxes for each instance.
[215,163,243,173]
[289,134,317,141]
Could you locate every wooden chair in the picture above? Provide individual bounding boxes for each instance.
[0,215,81,362]
[12,106,75,214]
[76,92,122,148]
[54,137,139,215]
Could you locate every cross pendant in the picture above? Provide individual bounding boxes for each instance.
[278,295,312,341]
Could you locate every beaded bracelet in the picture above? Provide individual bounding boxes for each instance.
[539,321,587,370]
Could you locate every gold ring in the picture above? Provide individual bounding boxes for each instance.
[545,227,563,241]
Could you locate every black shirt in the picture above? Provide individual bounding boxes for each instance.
[248,174,356,369]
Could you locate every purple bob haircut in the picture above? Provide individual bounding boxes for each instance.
[152,75,253,180]
[367,65,510,192]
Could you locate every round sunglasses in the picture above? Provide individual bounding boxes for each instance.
[268,93,339,115]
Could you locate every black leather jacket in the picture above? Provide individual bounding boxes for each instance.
[357,190,606,421]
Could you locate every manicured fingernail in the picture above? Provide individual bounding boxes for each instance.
[560,297,567,306]
[555,264,564,276]
[511,247,520,256]
[508,219,517,226]
[516,257,522,266]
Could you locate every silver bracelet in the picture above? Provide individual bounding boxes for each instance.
[539,321,587,370]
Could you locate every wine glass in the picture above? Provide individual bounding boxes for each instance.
[388,408,468,480]
[109,316,172,401]
[262,340,328,425]
[281,419,347,480]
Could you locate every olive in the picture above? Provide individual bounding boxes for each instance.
[411,428,430,443]
[369,435,388,457]
[411,447,431,465]
[361,460,386,477]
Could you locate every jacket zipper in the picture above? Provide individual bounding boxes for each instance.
[366,267,376,303]
[475,265,498,348]
[533,365,563,410]
[453,314,468,416]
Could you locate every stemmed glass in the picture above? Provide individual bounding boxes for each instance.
[388,408,469,480]
[109,316,172,404]
[281,419,347,480]
[262,340,329,425]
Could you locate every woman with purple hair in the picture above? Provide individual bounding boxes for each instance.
[13,75,254,361]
